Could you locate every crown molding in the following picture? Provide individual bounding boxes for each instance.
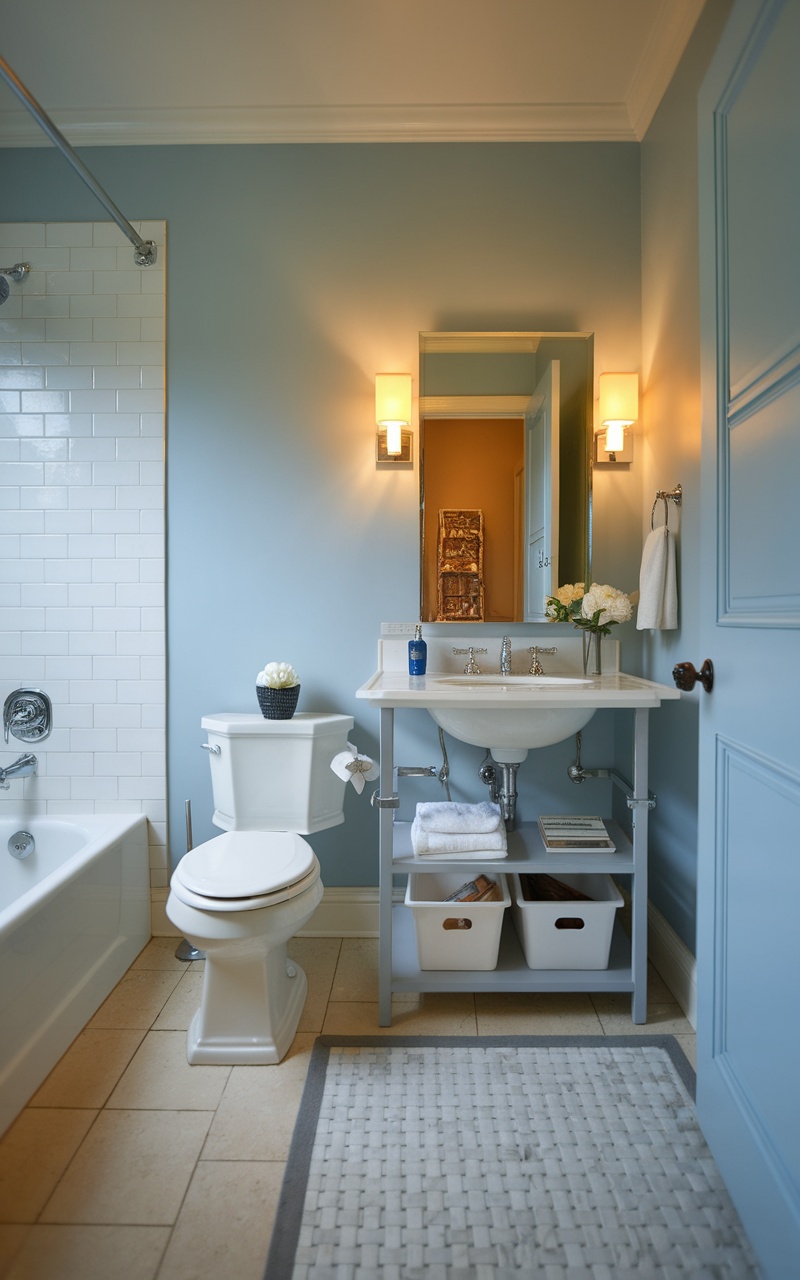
[0,100,639,148]
[626,0,706,139]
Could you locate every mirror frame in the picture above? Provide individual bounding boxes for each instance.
[419,331,594,625]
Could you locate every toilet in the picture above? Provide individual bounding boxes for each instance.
[166,711,354,1065]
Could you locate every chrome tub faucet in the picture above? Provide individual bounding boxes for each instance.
[0,752,37,789]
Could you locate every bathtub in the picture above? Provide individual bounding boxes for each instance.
[0,813,150,1137]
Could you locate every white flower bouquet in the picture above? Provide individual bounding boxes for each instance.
[545,582,632,635]
[256,661,300,689]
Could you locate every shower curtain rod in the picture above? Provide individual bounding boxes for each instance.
[0,56,157,266]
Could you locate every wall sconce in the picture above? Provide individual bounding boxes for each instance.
[595,372,638,463]
[375,373,412,465]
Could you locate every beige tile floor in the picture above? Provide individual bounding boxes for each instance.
[0,935,695,1280]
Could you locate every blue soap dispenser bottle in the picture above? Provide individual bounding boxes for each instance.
[408,624,427,676]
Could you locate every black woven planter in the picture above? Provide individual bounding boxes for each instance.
[256,683,300,720]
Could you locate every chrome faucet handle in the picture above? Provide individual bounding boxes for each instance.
[528,645,558,675]
[452,646,486,675]
[464,646,482,675]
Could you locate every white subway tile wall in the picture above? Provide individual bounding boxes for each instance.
[0,222,166,888]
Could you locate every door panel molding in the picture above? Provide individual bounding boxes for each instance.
[713,735,800,1223]
[713,3,800,629]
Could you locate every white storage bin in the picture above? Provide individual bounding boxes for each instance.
[510,872,622,970]
[405,872,510,970]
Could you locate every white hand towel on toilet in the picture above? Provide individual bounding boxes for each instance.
[636,527,678,630]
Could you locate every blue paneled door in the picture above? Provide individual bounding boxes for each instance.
[697,2,800,1275]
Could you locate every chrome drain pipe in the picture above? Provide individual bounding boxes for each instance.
[479,757,518,829]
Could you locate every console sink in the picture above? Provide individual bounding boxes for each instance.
[356,637,680,766]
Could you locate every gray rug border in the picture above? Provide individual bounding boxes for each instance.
[263,1034,696,1280]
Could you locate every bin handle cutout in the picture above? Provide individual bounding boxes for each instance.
[443,917,473,931]
[555,917,585,930]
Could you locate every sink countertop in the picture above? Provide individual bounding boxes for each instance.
[356,668,680,710]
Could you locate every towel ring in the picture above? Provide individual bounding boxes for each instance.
[651,483,682,531]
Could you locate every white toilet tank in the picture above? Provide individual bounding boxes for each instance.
[201,712,355,834]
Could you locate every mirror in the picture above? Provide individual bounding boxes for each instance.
[420,331,593,623]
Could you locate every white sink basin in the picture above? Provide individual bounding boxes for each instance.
[426,675,597,762]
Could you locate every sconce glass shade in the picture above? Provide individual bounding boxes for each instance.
[375,373,412,456]
[604,420,625,453]
[598,372,638,455]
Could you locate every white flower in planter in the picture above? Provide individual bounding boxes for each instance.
[256,661,300,689]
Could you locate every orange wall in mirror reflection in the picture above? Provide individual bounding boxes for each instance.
[422,418,524,622]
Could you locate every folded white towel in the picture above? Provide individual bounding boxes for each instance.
[637,527,678,630]
[415,801,503,834]
[411,847,508,861]
[411,816,508,857]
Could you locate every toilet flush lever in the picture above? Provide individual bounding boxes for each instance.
[201,742,221,755]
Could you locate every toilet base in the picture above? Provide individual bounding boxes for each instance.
[186,948,308,1065]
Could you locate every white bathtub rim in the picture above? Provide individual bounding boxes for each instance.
[0,811,147,936]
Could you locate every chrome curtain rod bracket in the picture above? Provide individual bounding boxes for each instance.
[0,57,157,268]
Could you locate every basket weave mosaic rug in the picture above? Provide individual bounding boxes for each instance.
[264,1036,759,1279]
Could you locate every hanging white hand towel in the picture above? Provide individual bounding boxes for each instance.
[636,527,678,630]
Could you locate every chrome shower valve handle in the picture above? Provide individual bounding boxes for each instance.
[3,689,52,743]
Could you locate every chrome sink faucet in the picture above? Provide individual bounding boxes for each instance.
[500,636,512,675]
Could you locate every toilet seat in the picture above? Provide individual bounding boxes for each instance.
[171,830,319,912]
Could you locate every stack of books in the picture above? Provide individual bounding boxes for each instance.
[537,815,616,852]
[443,874,503,903]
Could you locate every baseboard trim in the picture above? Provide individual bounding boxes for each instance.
[150,886,697,1027]
[300,887,381,938]
[647,900,697,1029]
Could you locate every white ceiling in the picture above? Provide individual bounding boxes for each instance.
[0,0,706,146]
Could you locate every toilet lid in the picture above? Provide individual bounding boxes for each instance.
[175,830,315,899]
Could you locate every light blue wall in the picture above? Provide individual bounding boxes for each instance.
[640,0,733,952]
[1,141,643,885]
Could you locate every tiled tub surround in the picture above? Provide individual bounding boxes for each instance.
[0,222,166,902]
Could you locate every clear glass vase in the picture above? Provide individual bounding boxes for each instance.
[582,630,602,676]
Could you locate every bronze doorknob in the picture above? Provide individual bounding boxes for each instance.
[672,659,714,693]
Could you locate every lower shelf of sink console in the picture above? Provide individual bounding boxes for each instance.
[390,906,634,996]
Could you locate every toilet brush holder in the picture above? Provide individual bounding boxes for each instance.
[256,684,300,719]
